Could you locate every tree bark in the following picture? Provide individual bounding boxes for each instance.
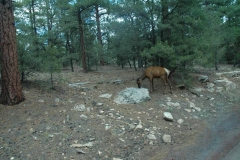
[78,9,87,73]
[0,1,25,105]
[95,4,104,66]
[160,0,170,66]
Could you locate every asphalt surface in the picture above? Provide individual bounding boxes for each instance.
[164,106,240,160]
[222,142,240,160]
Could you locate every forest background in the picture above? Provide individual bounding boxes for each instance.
[11,0,240,87]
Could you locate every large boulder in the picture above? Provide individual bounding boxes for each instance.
[114,87,151,104]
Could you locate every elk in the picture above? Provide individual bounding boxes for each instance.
[137,66,173,94]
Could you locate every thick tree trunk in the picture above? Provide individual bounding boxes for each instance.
[78,9,87,73]
[0,1,25,105]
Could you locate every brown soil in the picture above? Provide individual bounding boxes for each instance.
[0,65,240,160]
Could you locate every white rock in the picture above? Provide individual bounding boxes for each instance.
[166,102,180,107]
[97,103,103,106]
[163,112,173,121]
[38,99,44,103]
[99,93,112,98]
[189,102,195,108]
[177,119,184,124]
[198,75,209,82]
[49,134,54,138]
[216,71,240,77]
[71,142,94,148]
[80,114,88,119]
[76,149,86,154]
[163,135,171,143]
[55,98,60,103]
[185,109,191,113]
[216,87,224,92]
[111,79,122,84]
[69,82,90,87]
[73,104,86,112]
[147,134,156,140]
[207,88,215,92]
[206,82,214,88]
[134,120,143,130]
[114,87,151,104]
[226,81,237,91]
[30,128,35,133]
[113,158,123,160]
[166,97,172,101]
[105,125,111,130]
[194,87,205,92]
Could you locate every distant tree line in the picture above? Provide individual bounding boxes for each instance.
[14,0,240,75]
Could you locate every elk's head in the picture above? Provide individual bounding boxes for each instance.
[137,78,142,88]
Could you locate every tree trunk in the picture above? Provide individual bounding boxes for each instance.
[215,51,218,70]
[78,9,87,73]
[65,32,74,72]
[95,4,104,66]
[133,57,137,71]
[0,1,25,105]
[160,0,170,67]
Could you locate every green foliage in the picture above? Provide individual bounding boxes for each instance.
[13,0,240,85]
[173,69,194,89]
[41,44,63,88]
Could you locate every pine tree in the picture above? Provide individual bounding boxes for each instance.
[0,0,25,105]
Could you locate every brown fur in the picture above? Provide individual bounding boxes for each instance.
[137,66,172,94]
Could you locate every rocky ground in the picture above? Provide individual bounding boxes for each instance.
[0,65,240,160]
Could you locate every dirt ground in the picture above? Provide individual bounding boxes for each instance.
[0,65,240,160]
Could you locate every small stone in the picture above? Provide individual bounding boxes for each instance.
[163,112,173,121]
[30,128,35,133]
[163,134,171,143]
[147,134,156,140]
[55,98,60,103]
[38,99,44,103]
[134,120,143,130]
[99,93,112,98]
[97,103,103,106]
[198,75,209,82]
[128,124,135,130]
[49,134,54,138]
[166,102,180,107]
[166,97,171,101]
[80,114,88,119]
[206,82,214,88]
[189,102,195,108]
[99,110,104,114]
[177,119,184,124]
[73,104,85,112]
[71,142,94,148]
[113,158,123,160]
[105,125,111,130]
[76,149,86,154]
[185,109,191,113]
[111,79,122,84]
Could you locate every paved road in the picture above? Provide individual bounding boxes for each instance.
[163,107,240,160]
[222,142,240,160]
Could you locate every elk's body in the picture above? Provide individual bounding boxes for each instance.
[137,66,172,94]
